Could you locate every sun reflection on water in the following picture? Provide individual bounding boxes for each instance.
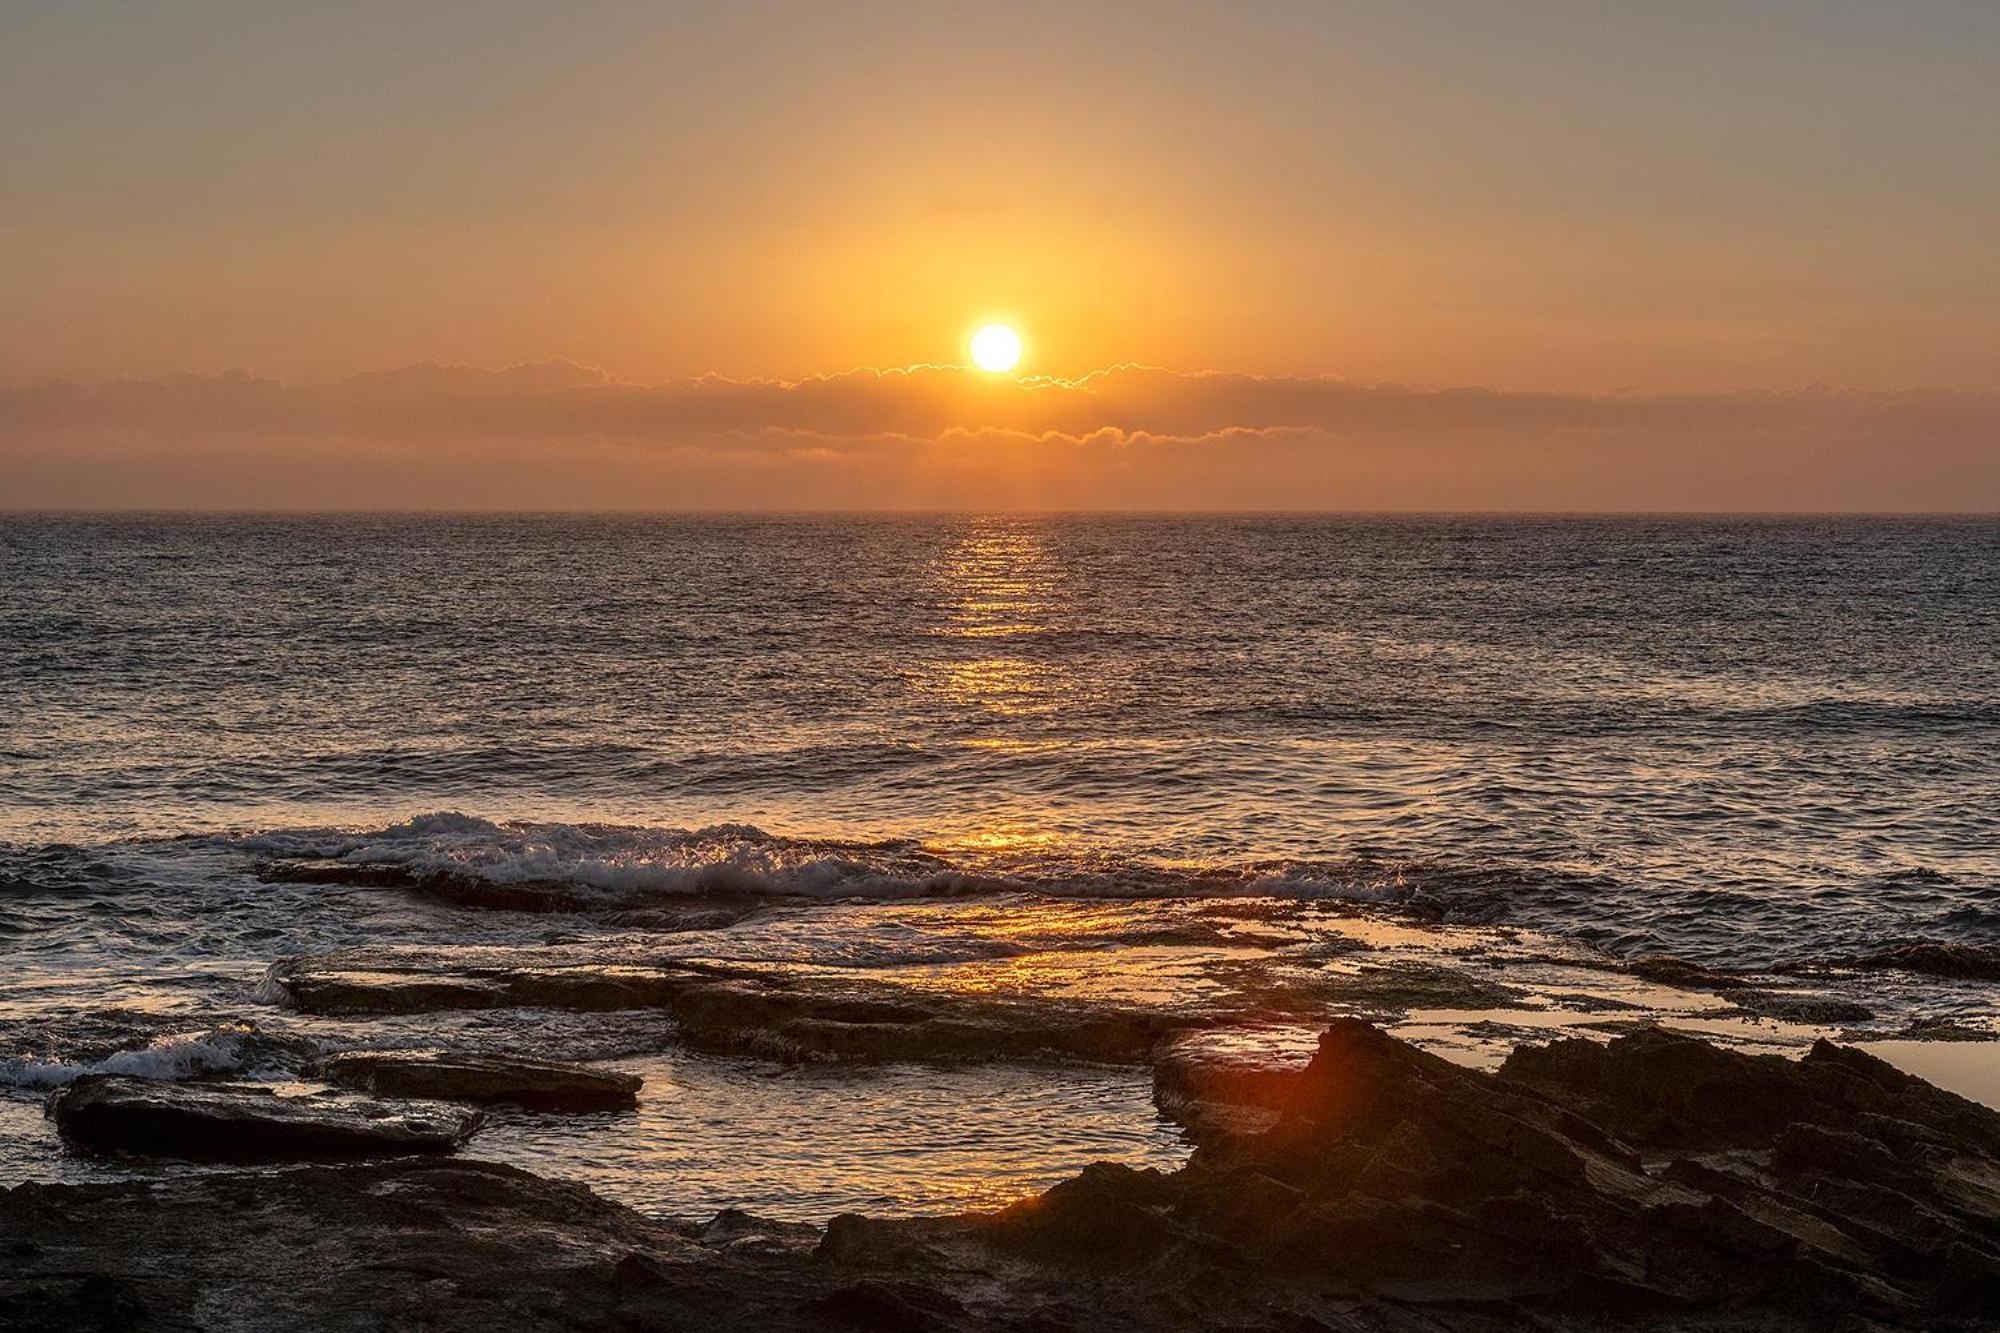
[914,520,1081,720]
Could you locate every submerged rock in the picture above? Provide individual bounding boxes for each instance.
[1842,941,2000,982]
[264,951,1190,1065]
[1623,954,1744,989]
[258,859,596,913]
[1150,1039,1301,1137]
[46,1074,483,1158]
[668,979,1184,1065]
[319,1051,643,1110]
[1715,985,1875,1024]
[259,956,709,1015]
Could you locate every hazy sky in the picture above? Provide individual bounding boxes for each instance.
[2,1,1996,508]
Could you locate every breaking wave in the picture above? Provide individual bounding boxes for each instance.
[0,1024,297,1091]
[215,812,1427,907]
[182,812,2000,972]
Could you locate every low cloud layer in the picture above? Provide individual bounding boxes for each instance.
[3,362,1994,510]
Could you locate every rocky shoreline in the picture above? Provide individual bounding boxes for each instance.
[8,1021,1999,1332]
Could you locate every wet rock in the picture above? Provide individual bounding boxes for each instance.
[1716,986,1875,1024]
[258,859,593,912]
[798,1279,965,1332]
[1868,1018,1996,1041]
[1842,942,2000,982]
[266,951,1189,1065]
[318,1050,642,1110]
[978,1020,2000,1322]
[45,1075,483,1158]
[689,1207,820,1255]
[1501,1025,2000,1155]
[1623,955,1743,989]
[1151,1041,1301,1136]
[672,983,1184,1065]
[0,1159,834,1332]
[259,962,514,1014]
[0,1273,150,1333]
[260,956,710,1016]
[259,859,773,929]
[21,1023,2000,1330]
[982,1163,1187,1265]
[500,965,712,1011]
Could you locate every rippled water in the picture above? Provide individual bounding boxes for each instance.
[4,514,1998,1215]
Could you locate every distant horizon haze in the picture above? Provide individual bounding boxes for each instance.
[2,359,1994,512]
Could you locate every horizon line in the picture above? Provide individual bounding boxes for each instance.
[6,507,1998,520]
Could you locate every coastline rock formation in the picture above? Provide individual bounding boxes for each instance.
[9,1023,2000,1330]
[318,1050,644,1110]
[941,1021,2000,1320]
[262,952,1191,1065]
[45,1075,484,1159]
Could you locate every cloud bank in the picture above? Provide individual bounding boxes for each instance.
[2,362,1994,510]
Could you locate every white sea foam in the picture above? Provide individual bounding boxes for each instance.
[0,1024,271,1090]
[232,814,1016,901]
[220,812,1422,908]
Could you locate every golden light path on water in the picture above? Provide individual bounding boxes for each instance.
[916,521,1083,722]
[6,515,2000,1223]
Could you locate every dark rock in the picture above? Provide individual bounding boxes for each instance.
[318,1050,642,1110]
[257,860,782,931]
[1624,955,1743,989]
[1498,1025,1818,1148]
[259,956,707,1015]
[668,979,1184,1065]
[1870,1017,1995,1041]
[982,1020,2000,1320]
[1842,942,2000,982]
[266,951,1190,1065]
[1502,1026,2000,1156]
[46,1075,482,1158]
[259,961,514,1014]
[0,1273,154,1333]
[14,1024,2000,1331]
[982,1163,1185,1265]
[258,859,593,912]
[799,1279,964,1332]
[1716,987,1875,1024]
[611,1250,685,1291]
[813,1212,952,1270]
[1151,1042,1302,1137]
[695,1207,819,1246]
[0,1159,834,1332]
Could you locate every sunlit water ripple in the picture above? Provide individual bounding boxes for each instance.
[3,514,1997,1215]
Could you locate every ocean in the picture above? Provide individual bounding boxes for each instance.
[4,513,1998,1217]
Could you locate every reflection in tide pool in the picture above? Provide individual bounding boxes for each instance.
[470,1052,1182,1221]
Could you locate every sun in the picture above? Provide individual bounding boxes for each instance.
[969,323,1023,374]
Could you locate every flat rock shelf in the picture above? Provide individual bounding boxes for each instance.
[318,1051,643,1111]
[45,1076,484,1159]
[9,1023,2000,1331]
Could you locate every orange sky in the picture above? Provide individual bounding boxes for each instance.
[1,3,1995,508]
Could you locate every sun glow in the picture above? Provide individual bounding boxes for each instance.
[969,323,1023,374]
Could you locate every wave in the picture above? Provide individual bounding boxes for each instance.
[227,813,1008,902]
[0,1023,298,1090]
[212,812,1447,910]
[19,812,1979,977]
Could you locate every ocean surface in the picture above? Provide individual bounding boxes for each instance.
[4,514,1999,1217]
